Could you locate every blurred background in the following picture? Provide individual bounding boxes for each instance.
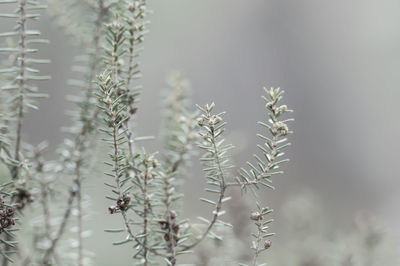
[2,0,400,264]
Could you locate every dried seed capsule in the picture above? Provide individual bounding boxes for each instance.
[108,206,117,214]
[1,219,10,228]
[266,101,274,110]
[123,195,131,205]
[264,239,272,249]
[5,208,14,217]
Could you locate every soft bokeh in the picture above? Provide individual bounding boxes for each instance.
[2,0,400,265]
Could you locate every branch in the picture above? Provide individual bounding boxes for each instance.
[11,0,27,180]
[42,3,108,262]
[181,103,232,252]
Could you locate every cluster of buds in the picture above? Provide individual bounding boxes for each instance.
[0,206,15,234]
[128,1,146,19]
[250,207,273,251]
[13,188,34,210]
[250,211,262,221]
[109,194,131,214]
[197,114,222,129]
[273,121,289,137]
[266,101,287,115]
[107,21,122,32]
[138,155,158,180]
[146,156,158,169]
[159,210,180,246]
[264,88,291,137]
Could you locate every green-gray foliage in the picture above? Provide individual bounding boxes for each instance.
[0,1,298,265]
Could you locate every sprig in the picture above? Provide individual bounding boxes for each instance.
[238,88,293,265]
[154,73,199,265]
[40,1,113,264]
[97,71,165,263]
[249,204,274,266]
[232,88,293,190]
[0,0,48,263]
[180,103,235,252]
[0,0,49,181]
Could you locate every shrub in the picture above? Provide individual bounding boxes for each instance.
[0,1,293,265]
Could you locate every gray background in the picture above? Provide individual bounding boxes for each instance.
[2,0,400,264]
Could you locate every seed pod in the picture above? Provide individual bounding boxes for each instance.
[173,224,179,234]
[5,208,14,217]
[108,206,117,214]
[264,239,272,250]
[1,219,10,228]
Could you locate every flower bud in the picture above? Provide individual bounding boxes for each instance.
[266,101,274,111]
[278,105,287,113]
[250,211,261,221]
[197,117,205,127]
[264,239,272,249]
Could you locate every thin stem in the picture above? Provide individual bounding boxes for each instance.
[163,175,176,265]
[11,0,26,180]
[75,160,83,266]
[126,1,136,88]
[180,123,226,252]
[121,123,140,177]
[161,122,194,264]
[42,184,75,263]
[143,167,149,266]
[105,88,166,260]
[41,183,51,238]
[252,220,263,266]
[104,17,168,260]
[42,3,108,262]
[39,174,51,240]
[87,0,106,97]
[3,1,27,265]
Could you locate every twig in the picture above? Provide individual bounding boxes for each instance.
[252,219,263,266]
[42,3,109,262]
[180,115,226,252]
[11,0,27,181]
[104,85,166,259]
[143,167,149,266]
